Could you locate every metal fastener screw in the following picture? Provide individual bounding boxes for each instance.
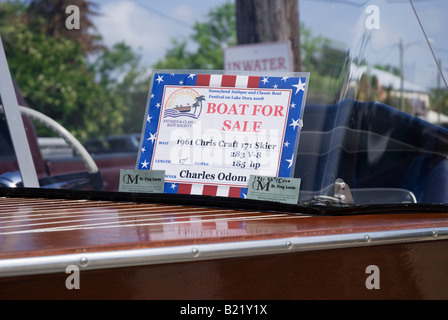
[365,235,371,243]
[433,230,438,238]
[286,241,293,249]
[80,257,88,266]
[192,248,199,257]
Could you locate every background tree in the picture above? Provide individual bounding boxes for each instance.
[0,0,28,48]
[3,21,125,139]
[235,0,301,71]
[90,42,150,133]
[27,0,102,55]
[300,22,325,72]
[0,0,131,140]
[153,3,236,70]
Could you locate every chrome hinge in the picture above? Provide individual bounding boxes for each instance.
[333,178,354,205]
[305,178,355,206]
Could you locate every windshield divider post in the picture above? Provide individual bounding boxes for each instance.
[0,36,39,188]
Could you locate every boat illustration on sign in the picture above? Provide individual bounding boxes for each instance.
[174,105,191,112]
[164,90,206,119]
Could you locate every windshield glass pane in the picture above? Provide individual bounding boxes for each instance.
[298,0,448,204]
[1,0,447,207]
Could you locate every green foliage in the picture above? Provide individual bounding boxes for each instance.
[300,23,326,72]
[154,2,236,70]
[27,0,102,54]
[0,0,148,140]
[90,42,150,133]
[431,88,448,117]
[2,18,125,140]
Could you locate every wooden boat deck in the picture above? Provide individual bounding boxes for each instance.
[2,195,448,261]
[2,193,448,299]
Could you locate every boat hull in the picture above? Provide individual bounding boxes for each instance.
[1,192,448,300]
[1,238,448,299]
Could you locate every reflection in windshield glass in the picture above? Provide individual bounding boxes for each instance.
[1,0,447,206]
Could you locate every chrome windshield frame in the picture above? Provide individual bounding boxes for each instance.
[0,36,39,188]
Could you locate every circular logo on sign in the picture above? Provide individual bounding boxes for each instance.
[164,88,205,119]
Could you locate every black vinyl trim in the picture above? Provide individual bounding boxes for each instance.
[1,186,448,216]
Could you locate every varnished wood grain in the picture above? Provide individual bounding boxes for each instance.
[1,196,448,259]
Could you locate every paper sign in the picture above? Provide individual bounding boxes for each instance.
[247,175,301,204]
[224,41,293,72]
[137,71,309,198]
[119,169,165,193]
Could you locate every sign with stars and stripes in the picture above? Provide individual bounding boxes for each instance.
[136,71,309,198]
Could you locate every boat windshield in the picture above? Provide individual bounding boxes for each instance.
[1,0,448,210]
